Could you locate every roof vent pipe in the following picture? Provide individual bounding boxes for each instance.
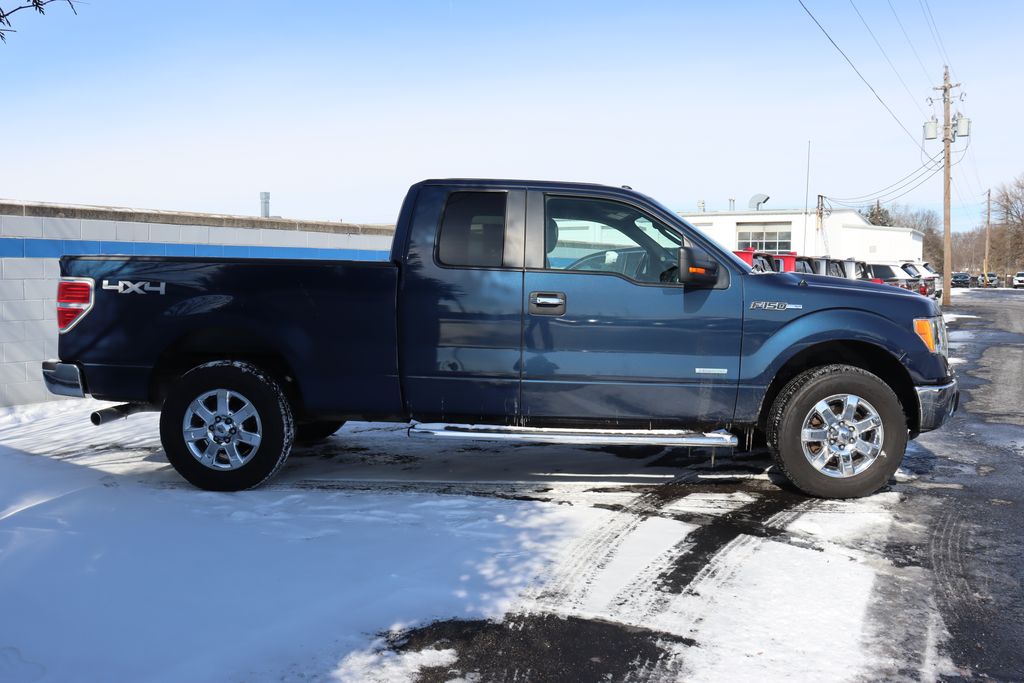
[748,193,770,210]
[260,192,270,218]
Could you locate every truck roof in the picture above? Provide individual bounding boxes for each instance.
[417,178,640,194]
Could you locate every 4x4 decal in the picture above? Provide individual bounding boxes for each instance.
[102,280,166,295]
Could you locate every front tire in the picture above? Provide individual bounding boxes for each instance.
[160,361,294,491]
[767,364,907,498]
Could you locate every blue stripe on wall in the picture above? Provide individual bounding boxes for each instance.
[0,237,389,262]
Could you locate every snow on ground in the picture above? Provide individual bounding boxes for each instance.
[0,399,953,681]
[943,313,978,323]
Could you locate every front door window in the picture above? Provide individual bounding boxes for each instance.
[543,196,685,284]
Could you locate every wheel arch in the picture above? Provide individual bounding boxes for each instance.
[148,327,306,415]
[757,340,918,435]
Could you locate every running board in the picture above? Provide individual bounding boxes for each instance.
[409,423,737,448]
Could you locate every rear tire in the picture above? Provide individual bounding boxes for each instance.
[296,420,345,443]
[160,361,294,491]
[766,364,907,498]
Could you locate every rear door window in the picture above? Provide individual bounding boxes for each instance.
[437,192,506,268]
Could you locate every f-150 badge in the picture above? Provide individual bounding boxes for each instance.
[102,280,166,295]
[750,301,802,311]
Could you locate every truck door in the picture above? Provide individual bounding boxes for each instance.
[520,191,742,426]
[399,185,526,423]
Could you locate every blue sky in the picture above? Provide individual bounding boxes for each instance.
[2,0,1021,229]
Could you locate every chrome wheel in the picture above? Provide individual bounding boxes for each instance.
[800,393,884,478]
[182,388,262,471]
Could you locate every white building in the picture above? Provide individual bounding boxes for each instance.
[678,208,923,263]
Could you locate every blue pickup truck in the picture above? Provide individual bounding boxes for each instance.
[42,179,958,498]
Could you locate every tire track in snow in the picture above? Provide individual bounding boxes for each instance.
[523,478,809,629]
[605,496,811,625]
[526,473,702,613]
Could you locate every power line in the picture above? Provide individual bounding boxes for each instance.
[918,0,954,76]
[826,144,970,207]
[828,151,942,202]
[828,165,941,207]
[796,0,928,155]
[885,0,932,85]
[828,167,939,207]
[848,0,926,118]
[956,96,988,197]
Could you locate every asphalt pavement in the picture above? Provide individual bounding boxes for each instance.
[913,289,1024,680]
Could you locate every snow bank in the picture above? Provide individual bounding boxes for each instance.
[0,402,590,682]
[943,313,978,323]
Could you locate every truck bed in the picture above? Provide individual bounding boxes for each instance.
[58,255,403,417]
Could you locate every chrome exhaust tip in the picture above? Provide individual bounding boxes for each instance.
[90,403,152,426]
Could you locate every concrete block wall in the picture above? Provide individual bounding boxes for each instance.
[0,202,395,407]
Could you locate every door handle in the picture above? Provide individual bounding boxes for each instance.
[529,291,566,315]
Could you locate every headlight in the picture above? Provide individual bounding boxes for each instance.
[913,316,948,357]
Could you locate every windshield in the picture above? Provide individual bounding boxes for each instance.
[902,264,921,276]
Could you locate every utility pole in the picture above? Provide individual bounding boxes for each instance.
[935,66,960,306]
[816,194,825,254]
[983,188,991,288]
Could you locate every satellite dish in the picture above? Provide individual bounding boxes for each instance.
[748,193,770,210]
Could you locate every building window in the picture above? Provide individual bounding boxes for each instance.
[737,223,792,253]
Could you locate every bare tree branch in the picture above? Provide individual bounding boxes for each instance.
[0,0,76,43]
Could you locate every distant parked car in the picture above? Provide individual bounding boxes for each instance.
[950,272,972,288]
[869,263,918,292]
[901,262,936,297]
[771,252,798,273]
[793,256,817,275]
[732,248,779,273]
[918,261,943,296]
[1013,272,1024,289]
[852,261,873,281]
[825,259,847,278]
[980,272,1000,287]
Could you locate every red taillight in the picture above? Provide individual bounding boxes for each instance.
[870,278,884,284]
[919,283,928,295]
[58,281,91,304]
[56,278,93,332]
[57,308,81,328]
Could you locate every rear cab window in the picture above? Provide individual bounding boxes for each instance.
[437,192,507,267]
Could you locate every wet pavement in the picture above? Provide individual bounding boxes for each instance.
[912,290,1024,679]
